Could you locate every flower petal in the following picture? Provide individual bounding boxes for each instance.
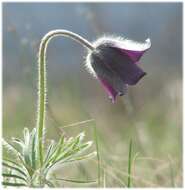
[95,46,146,85]
[93,37,151,62]
[120,49,147,62]
[119,38,151,62]
[86,36,149,102]
[112,60,146,85]
[90,50,128,101]
[97,77,118,103]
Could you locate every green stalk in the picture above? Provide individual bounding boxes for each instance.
[127,139,132,187]
[36,30,94,167]
[93,125,101,187]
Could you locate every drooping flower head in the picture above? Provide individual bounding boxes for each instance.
[86,36,151,103]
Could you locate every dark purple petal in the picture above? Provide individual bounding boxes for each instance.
[97,76,128,103]
[114,61,146,85]
[97,77,118,103]
[94,46,146,85]
[119,49,147,62]
[93,37,151,63]
[90,50,129,101]
[86,37,150,102]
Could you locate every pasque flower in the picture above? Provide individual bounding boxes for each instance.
[86,36,151,103]
[3,29,151,188]
[30,30,151,169]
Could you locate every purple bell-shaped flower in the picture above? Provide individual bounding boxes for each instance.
[86,36,151,103]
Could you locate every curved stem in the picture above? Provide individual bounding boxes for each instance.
[37,30,94,166]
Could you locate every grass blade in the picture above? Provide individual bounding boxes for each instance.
[53,177,97,184]
[168,155,176,187]
[59,119,94,129]
[127,139,133,188]
[93,125,101,187]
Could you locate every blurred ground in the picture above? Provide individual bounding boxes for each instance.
[3,2,182,187]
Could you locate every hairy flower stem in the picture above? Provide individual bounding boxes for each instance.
[37,30,94,166]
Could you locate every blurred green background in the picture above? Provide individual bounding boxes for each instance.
[3,2,182,187]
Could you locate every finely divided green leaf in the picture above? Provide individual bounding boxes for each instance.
[2,139,21,159]
[44,140,56,164]
[63,151,97,163]
[2,173,27,182]
[22,128,32,167]
[2,182,26,187]
[3,162,27,177]
[54,140,93,164]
